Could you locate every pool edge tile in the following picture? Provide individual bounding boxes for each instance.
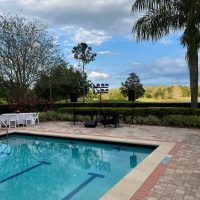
[129,142,182,200]
[0,129,178,200]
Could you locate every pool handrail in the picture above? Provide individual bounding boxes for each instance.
[0,117,9,145]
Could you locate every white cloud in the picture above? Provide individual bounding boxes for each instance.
[97,50,118,55]
[63,40,75,46]
[129,61,142,66]
[88,71,109,79]
[98,51,112,55]
[61,25,77,34]
[64,48,71,53]
[159,38,173,45]
[60,26,111,45]
[148,57,187,78]
[74,28,111,45]
[154,57,186,72]
[0,0,136,36]
[127,56,189,86]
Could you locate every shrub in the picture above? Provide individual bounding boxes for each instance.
[125,115,161,125]
[163,115,200,127]
[39,111,200,127]
[145,115,161,125]
[57,107,200,117]
[39,111,73,122]
[1,102,200,113]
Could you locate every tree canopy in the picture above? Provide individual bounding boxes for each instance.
[72,43,96,70]
[0,14,61,100]
[120,73,145,99]
[34,62,90,101]
[72,42,96,102]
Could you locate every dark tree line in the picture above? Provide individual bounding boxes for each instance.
[34,62,90,101]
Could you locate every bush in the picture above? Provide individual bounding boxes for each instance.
[57,107,200,117]
[39,111,73,122]
[144,115,161,125]
[39,111,200,128]
[1,102,200,114]
[163,115,200,127]
[125,115,161,125]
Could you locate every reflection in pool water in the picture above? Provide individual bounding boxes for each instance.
[0,134,155,200]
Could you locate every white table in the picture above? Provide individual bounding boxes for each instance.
[17,113,36,126]
[1,113,36,127]
[1,114,18,128]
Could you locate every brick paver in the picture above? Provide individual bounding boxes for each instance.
[0,122,200,200]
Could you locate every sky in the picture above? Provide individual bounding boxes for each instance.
[1,0,199,88]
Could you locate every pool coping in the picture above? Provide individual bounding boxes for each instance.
[0,129,177,200]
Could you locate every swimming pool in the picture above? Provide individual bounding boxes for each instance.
[0,133,156,200]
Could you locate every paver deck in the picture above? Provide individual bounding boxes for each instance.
[0,122,200,200]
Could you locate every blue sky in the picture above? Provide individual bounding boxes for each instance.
[1,0,199,88]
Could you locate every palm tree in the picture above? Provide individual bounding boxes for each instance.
[132,0,200,108]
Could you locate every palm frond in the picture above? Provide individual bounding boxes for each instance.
[132,0,171,13]
[132,8,185,41]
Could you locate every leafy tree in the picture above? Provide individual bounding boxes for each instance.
[0,77,7,99]
[72,43,96,102]
[180,86,191,97]
[106,88,126,100]
[0,14,60,100]
[34,63,90,101]
[144,90,153,99]
[87,89,98,101]
[154,88,165,99]
[132,0,200,108]
[166,86,174,99]
[120,73,145,99]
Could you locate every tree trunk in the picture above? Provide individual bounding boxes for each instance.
[188,47,199,109]
[82,63,85,103]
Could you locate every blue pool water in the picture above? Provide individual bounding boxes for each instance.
[0,134,155,200]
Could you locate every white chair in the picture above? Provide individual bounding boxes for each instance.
[1,115,7,127]
[17,113,26,126]
[0,115,3,128]
[25,113,35,126]
[33,112,40,124]
[8,114,18,128]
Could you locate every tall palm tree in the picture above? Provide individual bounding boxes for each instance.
[132,0,200,108]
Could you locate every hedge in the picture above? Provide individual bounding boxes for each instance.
[1,102,200,114]
[39,111,200,127]
[55,102,200,108]
[57,107,200,117]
